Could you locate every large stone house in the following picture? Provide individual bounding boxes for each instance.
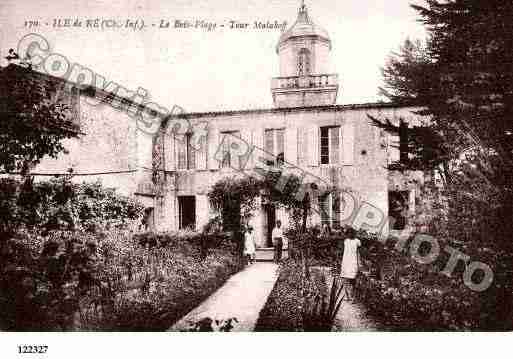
[24,2,426,246]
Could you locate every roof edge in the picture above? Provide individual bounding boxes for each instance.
[175,102,421,119]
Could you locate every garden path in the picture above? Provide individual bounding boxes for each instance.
[332,299,381,331]
[319,269,381,331]
[169,262,279,332]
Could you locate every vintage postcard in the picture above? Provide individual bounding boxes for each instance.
[0,0,511,357]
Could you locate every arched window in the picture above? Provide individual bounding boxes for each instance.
[298,48,311,76]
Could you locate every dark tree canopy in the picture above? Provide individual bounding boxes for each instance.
[379,38,436,105]
[376,1,513,186]
[0,64,79,174]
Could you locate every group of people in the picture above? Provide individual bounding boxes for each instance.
[243,220,286,264]
[242,222,362,301]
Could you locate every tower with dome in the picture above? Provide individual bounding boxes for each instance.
[272,1,339,107]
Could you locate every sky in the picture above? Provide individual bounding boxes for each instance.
[0,0,427,113]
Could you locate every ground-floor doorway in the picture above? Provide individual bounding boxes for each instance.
[178,196,196,230]
[263,204,276,247]
[142,207,155,231]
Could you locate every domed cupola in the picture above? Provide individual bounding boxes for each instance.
[277,1,331,54]
[271,1,339,108]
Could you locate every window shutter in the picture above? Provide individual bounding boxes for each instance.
[307,125,319,167]
[297,128,307,165]
[209,128,220,169]
[329,126,340,164]
[264,129,274,164]
[240,129,252,170]
[285,127,297,165]
[187,135,196,170]
[164,130,175,171]
[230,131,241,170]
[389,134,400,164]
[177,137,187,170]
[252,128,264,168]
[342,122,354,166]
[276,129,285,162]
[196,131,207,170]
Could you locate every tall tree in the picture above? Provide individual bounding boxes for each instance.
[0,63,79,175]
[376,1,513,187]
[375,1,513,329]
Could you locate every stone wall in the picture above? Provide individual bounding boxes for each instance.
[34,95,146,198]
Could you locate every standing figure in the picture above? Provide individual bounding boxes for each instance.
[272,220,284,263]
[340,227,361,301]
[243,226,256,265]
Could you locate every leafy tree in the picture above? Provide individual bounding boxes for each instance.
[379,38,435,105]
[377,2,513,184]
[373,0,513,329]
[0,64,79,175]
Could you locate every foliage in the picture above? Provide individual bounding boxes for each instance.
[0,229,103,330]
[302,275,345,331]
[369,115,450,174]
[0,64,79,174]
[208,175,262,232]
[372,1,513,330]
[208,170,335,238]
[0,177,144,234]
[133,230,235,260]
[0,229,240,331]
[284,225,512,330]
[379,38,434,105]
[255,260,327,331]
[183,317,238,332]
[378,0,513,201]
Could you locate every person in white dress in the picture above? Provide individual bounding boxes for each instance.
[340,227,361,301]
[243,226,256,265]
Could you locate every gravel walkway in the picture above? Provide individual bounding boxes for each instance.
[332,298,381,331]
[169,262,279,332]
[318,268,381,332]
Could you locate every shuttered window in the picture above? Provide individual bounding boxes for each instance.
[177,133,195,170]
[320,126,341,165]
[220,131,241,168]
[264,128,285,166]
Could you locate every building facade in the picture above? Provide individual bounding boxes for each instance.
[31,2,426,245]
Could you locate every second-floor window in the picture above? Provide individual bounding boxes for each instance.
[264,128,285,166]
[320,126,340,165]
[177,133,196,170]
[220,131,241,168]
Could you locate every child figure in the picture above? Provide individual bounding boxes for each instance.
[243,226,256,265]
[340,227,361,301]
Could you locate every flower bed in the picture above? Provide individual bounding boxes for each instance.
[283,226,512,331]
[254,260,327,331]
[357,237,512,331]
[0,229,240,331]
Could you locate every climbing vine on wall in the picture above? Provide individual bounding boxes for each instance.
[207,169,337,232]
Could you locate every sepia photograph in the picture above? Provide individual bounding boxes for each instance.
[0,0,512,356]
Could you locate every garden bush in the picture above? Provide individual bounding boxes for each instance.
[0,228,240,331]
[284,225,511,331]
[255,260,327,331]
[0,178,241,331]
[357,234,512,331]
[0,177,143,234]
